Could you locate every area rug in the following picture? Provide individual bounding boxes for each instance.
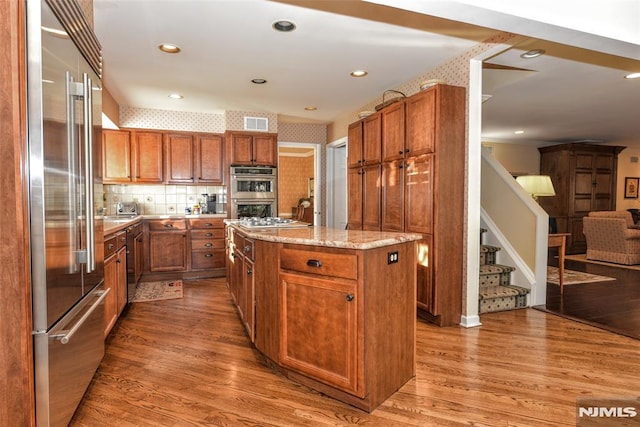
[547,266,615,285]
[564,253,640,271]
[131,280,183,302]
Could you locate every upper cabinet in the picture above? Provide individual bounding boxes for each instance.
[103,129,163,184]
[103,128,224,185]
[132,130,164,183]
[226,131,278,166]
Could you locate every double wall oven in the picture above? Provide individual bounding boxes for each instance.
[230,166,277,218]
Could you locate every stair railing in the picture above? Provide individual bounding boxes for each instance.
[480,147,549,306]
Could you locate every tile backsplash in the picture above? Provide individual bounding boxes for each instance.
[104,184,227,215]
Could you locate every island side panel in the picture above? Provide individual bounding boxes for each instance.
[363,240,417,408]
[253,239,280,362]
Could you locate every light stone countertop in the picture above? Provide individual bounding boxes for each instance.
[103,213,228,236]
[226,222,422,250]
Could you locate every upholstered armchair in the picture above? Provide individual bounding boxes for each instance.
[583,211,640,265]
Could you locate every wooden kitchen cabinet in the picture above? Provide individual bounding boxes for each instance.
[538,143,625,254]
[104,230,127,337]
[226,227,255,341]
[381,102,406,162]
[362,113,381,165]
[189,218,225,272]
[196,134,224,184]
[226,131,277,166]
[347,121,363,168]
[103,129,131,183]
[165,133,195,183]
[147,219,188,272]
[347,84,465,326]
[132,130,164,183]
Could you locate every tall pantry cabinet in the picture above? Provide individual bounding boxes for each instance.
[347,84,466,326]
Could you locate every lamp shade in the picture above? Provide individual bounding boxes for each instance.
[516,175,556,198]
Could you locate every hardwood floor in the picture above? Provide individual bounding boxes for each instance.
[71,278,640,426]
[542,257,640,340]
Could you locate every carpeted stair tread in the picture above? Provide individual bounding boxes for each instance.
[479,284,529,299]
[479,264,515,274]
[480,245,501,253]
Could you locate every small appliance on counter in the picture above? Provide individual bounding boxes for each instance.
[116,201,138,216]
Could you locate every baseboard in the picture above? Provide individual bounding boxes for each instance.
[460,315,482,328]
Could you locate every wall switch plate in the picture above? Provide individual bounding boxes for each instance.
[387,251,399,264]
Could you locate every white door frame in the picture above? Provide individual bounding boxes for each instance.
[326,137,348,229]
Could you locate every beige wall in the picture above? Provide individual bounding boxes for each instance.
[481,142,540,176]
[102,86,119,126]
[278,156,314,217]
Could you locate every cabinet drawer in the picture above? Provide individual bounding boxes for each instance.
[104,231,126,258]
[127,221,142,236]
[189,218,224,229]
[191,249,225,270]
[191,239,225,250]
[280,247,357,280]
[148,219,187,230]
[191,229,225,240]
[240,238,254,261]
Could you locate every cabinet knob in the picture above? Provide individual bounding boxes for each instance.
[244,245,251,253]
[345,294,354,302]
[116,259,121,264]
[247,268,252,275]
[404,148,410,153]
[398,150,404,155]
[108,244,114,250]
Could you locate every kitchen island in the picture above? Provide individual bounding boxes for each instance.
[225,222,422,412]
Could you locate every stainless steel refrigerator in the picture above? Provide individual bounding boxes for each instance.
[27,1,107,425]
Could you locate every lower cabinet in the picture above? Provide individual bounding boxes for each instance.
[147,219,188,272]
[225,225,417,412]
[104,231,127,338]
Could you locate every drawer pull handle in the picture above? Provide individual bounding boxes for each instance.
[107,244,114,250]
[205,223,213,226]
[306,259,322,268]
[345,294,354,302]
[247,268,252,275]
[244,245,251,253]
[205,243,213,247]
[164,224,174,228]
[205,253,213,257]
[205,233,213,237]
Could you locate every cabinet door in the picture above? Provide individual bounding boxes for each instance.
[415,236,434,313]
[279,272,363,397]
[134,232,143,284]
[133,131,164,182]
[102,130,131,183]
[381,160,404,231]
[253,134,277,166]
[362,114,381,165]
[347,167,363,230]
[381,102,405,162]
[149,231,187,271]
[229,247,243,305]
[405,89,435,155]
[362,164,381,231]
[196,134,224,183]
[347,121,363,168]
[116,246,128,314]
[405,154,433,234]
[166,133,194,183]
[229,133,253,165]
[103,254,118,337]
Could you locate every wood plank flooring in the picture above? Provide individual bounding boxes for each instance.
[71,278,640,426]
[542,257,640,340]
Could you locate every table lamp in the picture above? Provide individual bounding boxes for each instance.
[516,175,556,200]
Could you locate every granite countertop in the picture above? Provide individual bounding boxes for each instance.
[103,213,228,235]
[226,222,422,250]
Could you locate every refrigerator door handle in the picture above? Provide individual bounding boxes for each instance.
[66,71,80,273]
[52,288,110,344]
[83,73,95,273]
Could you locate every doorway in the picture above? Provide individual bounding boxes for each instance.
[277,142,319,224]
[326,138,347,229]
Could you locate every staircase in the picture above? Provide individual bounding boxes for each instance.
[479,229,530,313]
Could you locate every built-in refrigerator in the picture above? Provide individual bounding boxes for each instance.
[26,1,107,425]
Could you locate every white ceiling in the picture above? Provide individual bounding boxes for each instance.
[93,0,640,146]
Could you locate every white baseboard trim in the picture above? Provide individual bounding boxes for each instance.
[460,315,482,328]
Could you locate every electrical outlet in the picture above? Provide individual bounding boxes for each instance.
[387,251,399,264]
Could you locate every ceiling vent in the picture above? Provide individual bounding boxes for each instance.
[244,116,268,132]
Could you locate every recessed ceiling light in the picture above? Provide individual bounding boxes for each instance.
[168,93,183,99]
[350,70,368,77]
[514,130,525,135]
[272,20,296,32]
[625,72,640,79]
[158,43,181,54]
[520,49,545,59]
[251,78,267,84]
[304,106,317,111]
